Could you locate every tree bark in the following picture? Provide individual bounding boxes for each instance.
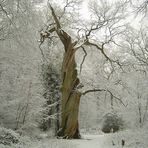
[57,33,81,139]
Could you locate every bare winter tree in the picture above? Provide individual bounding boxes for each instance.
[122,26,148,127]
[39,0,128,139]
[0,0,45,130]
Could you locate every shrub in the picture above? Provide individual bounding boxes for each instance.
[101,112,124,133]
[0,127,20,145]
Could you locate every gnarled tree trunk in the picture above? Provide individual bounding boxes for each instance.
[57,31,81,139]
[49,5,81,139]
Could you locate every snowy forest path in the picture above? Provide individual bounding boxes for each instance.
[29,134,120,148]
[18,130,148,148]
[72,134,118,148]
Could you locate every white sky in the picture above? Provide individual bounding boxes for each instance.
[81,0,90,19]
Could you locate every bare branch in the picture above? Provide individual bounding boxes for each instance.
[132,0,148,16]
[82,88,126,107]
[59,0,82,19]
[79,46,87,74]
[0,3,14,25]
[85,41,110,59]
[124,27,148,69]
[38,27,56,61]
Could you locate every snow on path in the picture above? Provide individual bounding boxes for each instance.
[28,133,123,148]
[14,130,148,148]
[71,134,120,148]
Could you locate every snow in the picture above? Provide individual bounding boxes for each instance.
[2,128,147,148]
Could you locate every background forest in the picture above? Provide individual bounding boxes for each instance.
[0,0,148,147]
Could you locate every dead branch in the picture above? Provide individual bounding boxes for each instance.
[48,3,61,29]
[38,27,56,61]
[48,3,73,51]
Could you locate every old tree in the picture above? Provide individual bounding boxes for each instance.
[40,0,128,139]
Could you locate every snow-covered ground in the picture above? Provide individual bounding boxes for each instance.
[1,128,148,148]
